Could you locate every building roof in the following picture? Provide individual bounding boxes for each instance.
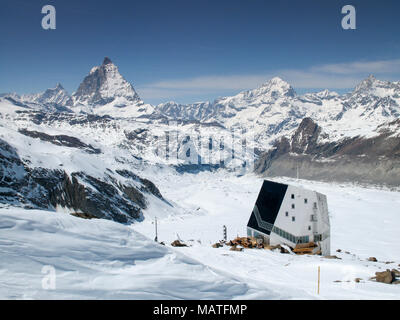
[247,180,288,235]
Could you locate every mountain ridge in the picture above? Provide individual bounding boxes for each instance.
[1,57,400,171]
[3,58,400,133]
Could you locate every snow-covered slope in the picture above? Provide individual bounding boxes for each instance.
[0,102,169,222]
[133,170,400,300]
[0,207,278,299]
[2,171,398,299]
[1,57,400,299]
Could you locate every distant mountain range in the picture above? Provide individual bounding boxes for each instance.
[0,56,399,210]
[3,57,400,144]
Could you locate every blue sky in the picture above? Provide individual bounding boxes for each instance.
[1,0,400,104]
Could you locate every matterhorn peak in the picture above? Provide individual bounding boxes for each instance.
[72,57,142,108]
[102,57,113,65]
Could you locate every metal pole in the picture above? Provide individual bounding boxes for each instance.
[154,217,158,242]
[318,266,320,294]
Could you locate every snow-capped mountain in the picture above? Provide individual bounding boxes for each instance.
[24,83,73,106]
[0,105,167,222]
[155,101,214,122]
[340,75,400,120]
[1,57,400,188]
[1,83,73,112]
[156,77,297,123]
[4,58,399,142]
[155,75,400,145]
[71,57,147,114]
[254,117,400,186]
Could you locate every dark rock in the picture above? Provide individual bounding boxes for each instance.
[0,138,162,223]
[374,270,394,284]
[171,240,187,247]
[0,139,49,208]
[70,212,98,219]
[124,128,148,141]
[392,269,400,277]
[280,246,290,254]
[116,169,163,199]
[368,257,378,262]
[103,57,112,65]
[18,128,101,154]
[254,118,400,187]
[291,117,323,154]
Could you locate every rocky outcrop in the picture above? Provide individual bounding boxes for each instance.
[39,170,143,223]
[255,118,400,186]
[0,139,48,208]
[18,129,101,154]
[0,139,164,223]
[372,270,399,284]
[15,110,114,127]
[290,117,325,154]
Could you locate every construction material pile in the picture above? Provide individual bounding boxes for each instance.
[171,240,187,247]
[293,242,321,255]
[214,237,322,255]
[226,237,262,249]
